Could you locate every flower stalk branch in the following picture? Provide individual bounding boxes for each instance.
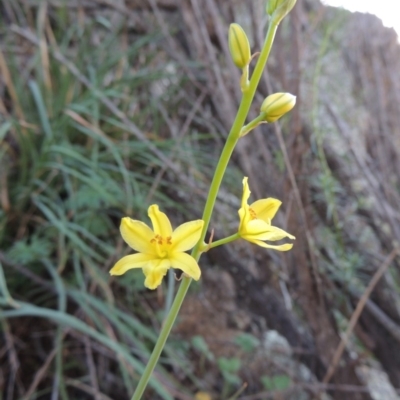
[240,113,266,137]
[203,233,241,251]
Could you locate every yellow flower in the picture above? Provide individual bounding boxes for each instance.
[238,177,295,250]
[110,205,204,290]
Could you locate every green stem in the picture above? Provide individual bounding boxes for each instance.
[240,113,266,137]
[131,278,191,400]
[205,233,240,250]
[192,20,279,257]
[130,20,279,400]
[164,269,175,316]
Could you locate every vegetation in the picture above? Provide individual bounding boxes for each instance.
[0,2,217,399]
[1,1,400,399]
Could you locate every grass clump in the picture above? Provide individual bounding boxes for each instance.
[0,2,214,399]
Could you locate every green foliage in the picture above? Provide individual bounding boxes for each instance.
[217,357,242,386]
[7,234,53,264]
[261,374,291,391]
[191,335,215,361]
[234,332,260,352]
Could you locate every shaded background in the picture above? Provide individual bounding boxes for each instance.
[1,0,400,399]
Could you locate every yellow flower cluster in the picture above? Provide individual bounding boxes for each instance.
[110,179,294,289]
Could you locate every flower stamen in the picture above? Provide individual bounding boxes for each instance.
[249,208,257,220]
[151,235,173,246]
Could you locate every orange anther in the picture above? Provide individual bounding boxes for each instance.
[249,208,257,220]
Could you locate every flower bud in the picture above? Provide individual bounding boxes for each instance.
[260,92,296,122]
[228,23,251,69]
[266,0,279,16]
[266,0,297,25]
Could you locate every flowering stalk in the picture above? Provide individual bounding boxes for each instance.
[130,19,281,400]
[193,21,280,252]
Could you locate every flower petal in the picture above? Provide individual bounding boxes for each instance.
[243,218,271,235]
[245,238,294,251]
[238,177,253,233]
[170,252,201,281]
[120,217,155,253]
[110,253,155,276]
[171,220,204,252]
[142,259,171,289]
[245,220,295,241]
[238,206,249,233]
[148,205,173,238]
[250,198,282,222]
[241,177,251,209]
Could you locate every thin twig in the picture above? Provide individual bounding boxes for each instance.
[84,336,101,400]
[22,341,64,400]
[323,247,399,384]
[65,379,114,400]
[2,319,19,400]
[273,121,324,301]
